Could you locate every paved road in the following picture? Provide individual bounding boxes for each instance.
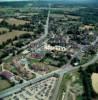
[51,73,63,100]
[19,6,50,51]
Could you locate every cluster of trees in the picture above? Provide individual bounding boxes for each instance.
[0,47,23,61]
[0,35,18,49]
[0,52,9,58]
[0,20,8,27]
[40,52,67,67]
[0,18,44,34]
[69,8,98,25]
[79,65,98,100]
[19,33,32,39]
[0,20,32,32]
[0,33,32,49]
[51,10,64,15]
[0,38,13,49]
[0,33,32,60]
[66,24,95,45]
[0,59,2,64]
[57,55,67,67]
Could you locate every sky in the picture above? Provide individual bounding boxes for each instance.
[0,0,64,2]
[0,0,90,1]
[0,0,32,1]
[0,0,29,1]
[0,0,95,2]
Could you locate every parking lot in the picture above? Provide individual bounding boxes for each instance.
[4,76,58,100]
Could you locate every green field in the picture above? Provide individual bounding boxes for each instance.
[0,77,11,91]
[0,30,33,44]
[57,72,83,100]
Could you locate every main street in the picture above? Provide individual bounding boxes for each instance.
[18,5,50,52]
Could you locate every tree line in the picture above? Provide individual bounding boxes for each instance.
[79,64,98,100]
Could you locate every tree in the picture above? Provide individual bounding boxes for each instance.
[0,59,2,64]
[11,82,15,86]
[79,67,92,100]
[19,80,23,84]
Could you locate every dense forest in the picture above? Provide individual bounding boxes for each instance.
[79,64,98,100]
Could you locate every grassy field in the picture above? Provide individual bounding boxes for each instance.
[67,15,80,20]
[0,30,33,44]
[50,14,64,18]
[29,57,58,74]
[80,54,95,65]
[57,72,83,100]
[30,58,40,63]
[26,73,36,80]
[5,18,30,26]
[0,7,14,14]
[0,27,9,33]
[0,77,11,91]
